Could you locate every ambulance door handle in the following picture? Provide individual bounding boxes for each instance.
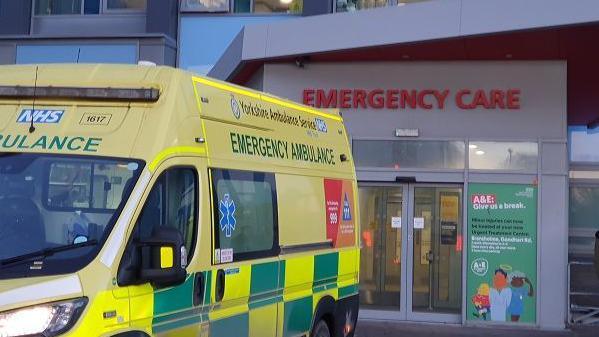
[215,269,226,302]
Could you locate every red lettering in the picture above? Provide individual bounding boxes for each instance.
[353,89,367,109]
[340,89,352,109]
[507,89,521,109]
[386,89,399,109]
[490,90,505,109]
[434,89,450,109]
[400,90,417,109]
[307,88,519,110]
[368,89,385,109]
[418,90,434,109]
[303,89,315,106]
[472,90,491,109]
[456,89,472,109]
[316,89,338,108]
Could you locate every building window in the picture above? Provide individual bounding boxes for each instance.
[335,0,428,12]
[569,126,599,163]
[352,140,465,170]
[569,185,599,256]
[181,0,302,13]
[468,141,538,171]
[35,0,82,15]
[105,0,146,11]
[211,169,279,262]
[34,0,146,15]
[181,0,229,12]
[253,0,302,13]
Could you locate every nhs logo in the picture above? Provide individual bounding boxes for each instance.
[17,109,65,124]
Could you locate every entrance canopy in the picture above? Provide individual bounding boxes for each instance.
[209,0,599,126]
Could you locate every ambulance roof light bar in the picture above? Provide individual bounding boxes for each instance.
[0,86,160,102]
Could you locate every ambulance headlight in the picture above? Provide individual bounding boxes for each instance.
[0,298,87,337]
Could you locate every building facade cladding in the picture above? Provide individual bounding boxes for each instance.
[178,0,337,75]
[0,0,178,66]
[240,61,569,329]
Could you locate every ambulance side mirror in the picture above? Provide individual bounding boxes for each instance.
[594,231,599,279]
[139,227,187,288]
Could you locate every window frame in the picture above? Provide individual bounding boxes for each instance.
[32,0,147,16]
[210,168,280,263]
[137,165,200,262]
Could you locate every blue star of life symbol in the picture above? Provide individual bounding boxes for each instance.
[219,193,236,237]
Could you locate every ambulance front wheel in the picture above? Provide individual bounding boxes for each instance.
[312,319,331,337]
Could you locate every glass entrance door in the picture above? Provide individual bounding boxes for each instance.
[358,184,463,322]
[359,186,407,312]
[408,186,463,322]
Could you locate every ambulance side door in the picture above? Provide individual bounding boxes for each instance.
[208,168,281,337]
[119,157,205,337]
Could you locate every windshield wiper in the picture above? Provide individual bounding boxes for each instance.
[0,240,98,267]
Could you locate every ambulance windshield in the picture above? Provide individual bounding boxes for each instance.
[0,153,144,278]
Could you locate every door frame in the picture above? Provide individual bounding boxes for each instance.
[358,182,464,324]
[406,183,463,324]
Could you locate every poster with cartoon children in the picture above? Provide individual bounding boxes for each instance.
[467,184,537,324]
[471,265,535,322]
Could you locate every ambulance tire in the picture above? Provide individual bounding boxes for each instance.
[312,319,331,337]
[111,331,150,337]
[311,296,335,337]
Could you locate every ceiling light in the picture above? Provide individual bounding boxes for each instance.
[475,150,485,156]
[469,144,478,149]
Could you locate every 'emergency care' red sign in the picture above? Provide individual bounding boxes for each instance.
[302,88,521,110]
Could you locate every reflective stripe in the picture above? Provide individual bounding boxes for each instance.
[148,146,207,172]
[146,248,360,337]
[193,77,260,99]
[0,275,81,308]
[192,78,212,165]
[100,169,151,268]
[192,76,342,122]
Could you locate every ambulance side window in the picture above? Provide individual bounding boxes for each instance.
[211,169,279,262]
[134,167,198,258]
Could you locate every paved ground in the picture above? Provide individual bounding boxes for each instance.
[354,320,598,337]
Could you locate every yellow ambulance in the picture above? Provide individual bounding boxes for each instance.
[0,64,360,337]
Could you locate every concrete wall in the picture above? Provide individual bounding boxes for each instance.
[253,61,569,329]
